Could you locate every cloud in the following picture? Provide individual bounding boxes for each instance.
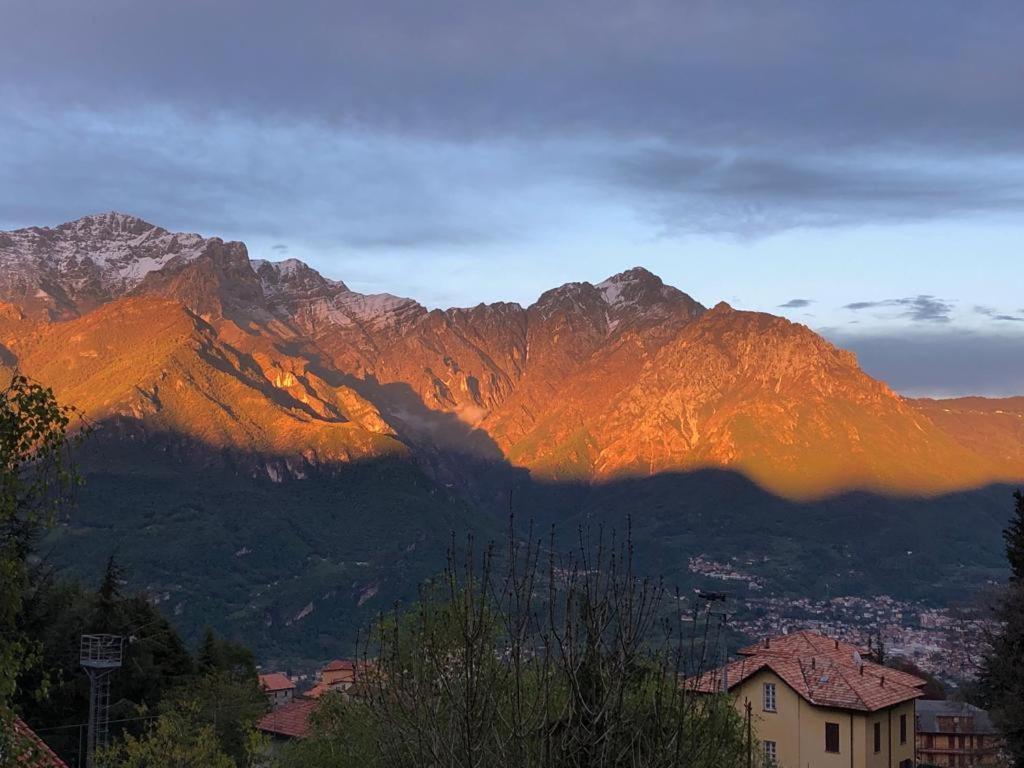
[2,1,1024,247]
[843,296,954,323]
[2,1,1023,153]
[826,330,1024,398]
[779,299,814,308]
[595,146,1024,236]
[0,107,537,251]
[271,243,289,253]
[974,305,1024,322]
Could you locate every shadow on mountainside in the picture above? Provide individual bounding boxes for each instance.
[301,353,507,460]
[45,422,1017,665]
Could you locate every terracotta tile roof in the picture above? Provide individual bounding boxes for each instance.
[738,630,865,658]
[258,672,296,692]
[691,631,926,713]
[323,659,356,673]
[11,717,69,768]
[304,681,331,699]
[256,699,318,739]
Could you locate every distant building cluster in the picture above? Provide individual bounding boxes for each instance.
[256,658,370,743]
[687,554,993,684]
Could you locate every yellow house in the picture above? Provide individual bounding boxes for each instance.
[693,631,926,768]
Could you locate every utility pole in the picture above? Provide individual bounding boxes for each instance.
[746,700,753,768]
[80,634,123,768]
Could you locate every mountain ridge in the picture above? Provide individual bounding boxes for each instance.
[2,212,1021,663]
[1,212,1022,502]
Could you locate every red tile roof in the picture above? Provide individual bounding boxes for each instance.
[691,631,926,713]
[258,672,296,692]
[256,699,318,739]
[304,681,331,699]
[11,717,69,768]
[323,659,356,673]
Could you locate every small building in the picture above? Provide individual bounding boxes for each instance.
[692,631,926,768]
[258,672,296,708]
[916,700,1003,767]
[305,659,368,699]
[7,716,69,768]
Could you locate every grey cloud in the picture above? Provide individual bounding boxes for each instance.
[270,244,289,252]
[0,110,515,251]
[3,1,1024,242]
[596,147,1024,236]
[826,330,1024,398]
[2,1,1023,154]
[779,299,814,308]
[843,296,954,323]
[974,305,1024,322]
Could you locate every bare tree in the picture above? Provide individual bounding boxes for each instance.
[350,519,747,768]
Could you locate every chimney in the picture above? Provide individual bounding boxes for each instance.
[880,675,886,687]
[860,665,864,676]
[834,639,839,649]
[811,658,816,670]
[764,637,770,649]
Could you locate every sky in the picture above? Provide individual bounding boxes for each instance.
[1,1,1022,397]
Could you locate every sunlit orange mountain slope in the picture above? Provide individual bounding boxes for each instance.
[2,212,1022,500]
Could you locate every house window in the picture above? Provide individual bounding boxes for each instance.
[762,682,777,712]
[900,713,907,744]
[874,722,882,753]
[825,722,840,753]
[763,740,777,767]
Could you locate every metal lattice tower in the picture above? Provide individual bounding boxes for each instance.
[80,634,124,768]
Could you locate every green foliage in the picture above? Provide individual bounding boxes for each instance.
[100,698,237,768]
[178,629,265,765]
[0,374,83,758]
[979,491,1024,768]
[279,532,750,768]
[43,445,490,663]
[275,694,381,768]
[1006,491,1024,584]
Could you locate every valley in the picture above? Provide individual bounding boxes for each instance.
[2,212,1022,665]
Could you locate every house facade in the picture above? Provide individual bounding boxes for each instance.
[258,671,296,708]
[693,631,925,768]
[916,700,1003,767]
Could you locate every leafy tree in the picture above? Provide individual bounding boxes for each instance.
[100,698,236,768]
[0,374,83,758]
[174,634,265,767]
[14,564,196,760]
[196,627,257,679]
[291,528,749,768]
[979,491,1024,767]
[274,693,380,768]
[886,657,946,701]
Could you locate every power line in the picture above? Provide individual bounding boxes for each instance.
[33,714,160,734]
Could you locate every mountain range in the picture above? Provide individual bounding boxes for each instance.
[2,212,1022,663]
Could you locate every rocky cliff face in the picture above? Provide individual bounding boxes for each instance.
[2,212,1021,499]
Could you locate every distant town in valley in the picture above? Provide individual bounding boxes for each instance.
[688,555,995,683]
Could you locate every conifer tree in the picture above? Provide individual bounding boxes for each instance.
[979,491,1024,767]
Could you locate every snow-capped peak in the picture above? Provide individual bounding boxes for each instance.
[595,267,662,307]
[0,213,213,317]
